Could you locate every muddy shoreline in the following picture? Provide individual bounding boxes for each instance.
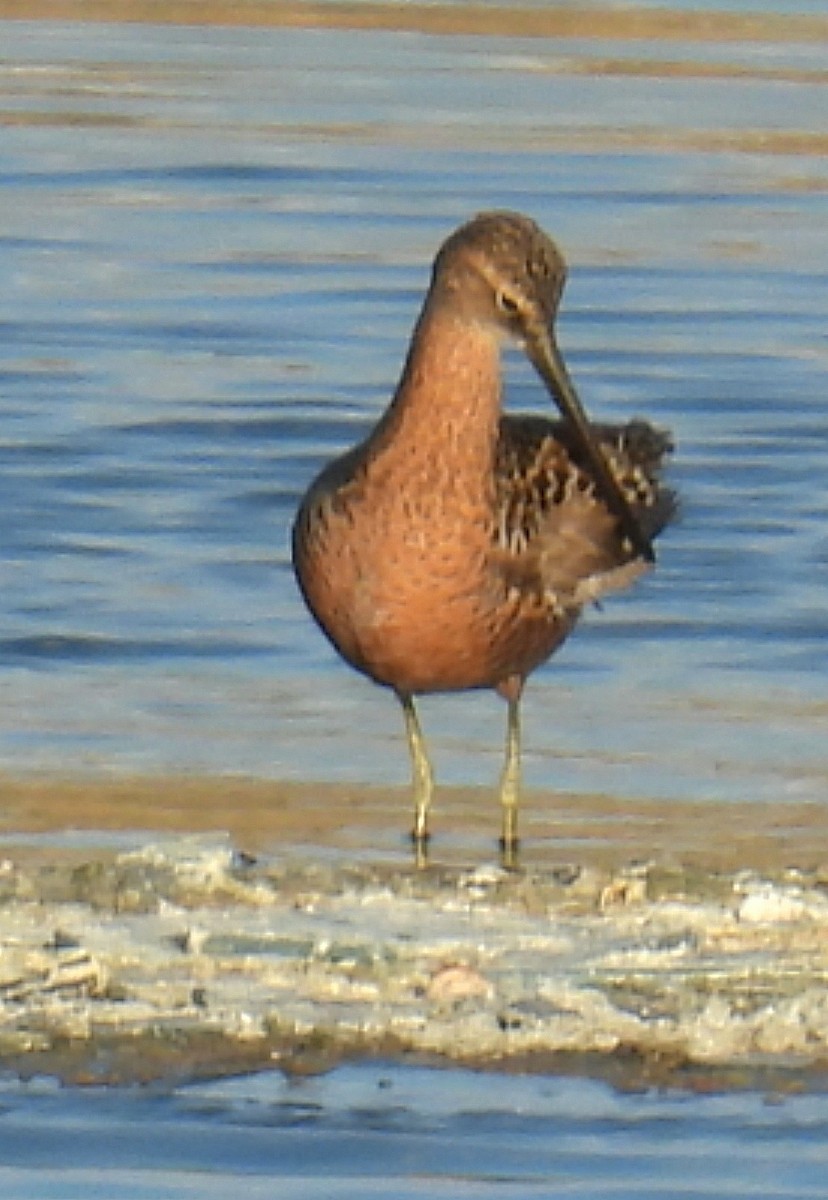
[0,779,827,1091]
[2,1,826,45]
[1,774,826,872]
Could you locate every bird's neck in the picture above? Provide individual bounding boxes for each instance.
[373,303,503,471]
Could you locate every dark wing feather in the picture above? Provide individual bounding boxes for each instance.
[494,414,675,610]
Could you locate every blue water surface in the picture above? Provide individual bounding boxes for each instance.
[0,15,825,806]
[1,1064,828,1199]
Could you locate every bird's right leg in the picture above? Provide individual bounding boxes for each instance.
[399,693,435,866]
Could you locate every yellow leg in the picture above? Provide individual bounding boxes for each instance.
[498,696,521,870]
[399,694,435,861]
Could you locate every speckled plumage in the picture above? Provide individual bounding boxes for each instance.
[292,211,675,863]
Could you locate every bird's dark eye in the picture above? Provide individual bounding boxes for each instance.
[495,289,520,317]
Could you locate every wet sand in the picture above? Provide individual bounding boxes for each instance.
[1,775,827,1093]
[2,0,827,46]
[1,796,828,1091]
[1,773,826,873]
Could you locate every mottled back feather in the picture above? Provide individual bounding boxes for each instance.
[494,415,675,612]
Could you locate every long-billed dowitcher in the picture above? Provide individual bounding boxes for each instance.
[293,211,675,865]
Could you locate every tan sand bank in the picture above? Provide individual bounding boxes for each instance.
[1,829,828,1089]
[0,778,826,1087]
[1,1,827,45]
[0,774,825,873]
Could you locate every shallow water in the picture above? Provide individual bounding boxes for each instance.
[3,1064,828,1200]
[0,10,826,810]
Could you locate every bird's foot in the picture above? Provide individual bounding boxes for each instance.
[498,835,521,873]
[411,828,431,870]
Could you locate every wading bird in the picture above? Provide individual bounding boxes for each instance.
[293,211,674,866]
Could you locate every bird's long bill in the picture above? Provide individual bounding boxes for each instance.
[526,329,655,563]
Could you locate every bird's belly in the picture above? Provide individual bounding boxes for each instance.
[297,525,575,694]
[356,597,573,694]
